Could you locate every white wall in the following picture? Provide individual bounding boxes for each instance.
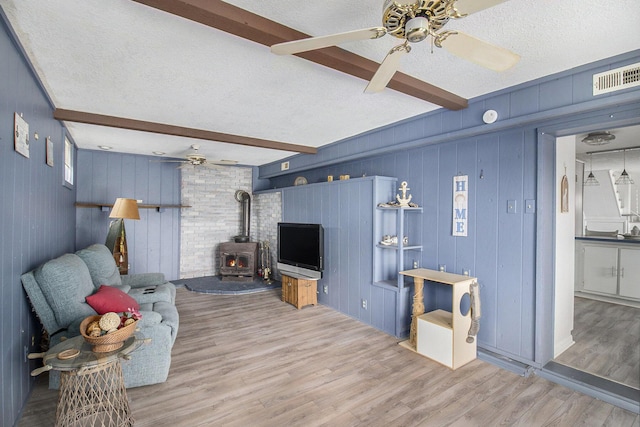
[554,135,576,357]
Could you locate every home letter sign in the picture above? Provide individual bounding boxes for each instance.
[452,175,468,237]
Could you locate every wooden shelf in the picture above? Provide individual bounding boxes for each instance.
[75,202,190,212]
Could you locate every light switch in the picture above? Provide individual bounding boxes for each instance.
[507,200,517,214]
[525,199,536,214]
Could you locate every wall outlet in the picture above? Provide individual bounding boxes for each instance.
[413,260,419,269]
[439,264,446,272]
[462,268,470,276]
[323,285,328,294]
[281,161,290,171]
[361,299,367,309]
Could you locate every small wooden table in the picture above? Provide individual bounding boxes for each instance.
[281,273,318,309]
[30,335,145,426]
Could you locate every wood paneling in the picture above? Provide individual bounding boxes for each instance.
[75,151,181,280]
[277,132,540,364]
[0,17,77,427]
[282,178,376,328]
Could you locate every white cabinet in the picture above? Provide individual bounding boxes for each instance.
[577,239,640,302]
[583,245,618,294]
[619,248,640,299]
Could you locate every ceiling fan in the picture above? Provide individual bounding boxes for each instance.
[271,0,520,93]
[156,144,238,168]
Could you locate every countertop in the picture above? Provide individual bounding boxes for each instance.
[575,236,640,244]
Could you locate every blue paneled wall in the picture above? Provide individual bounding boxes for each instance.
[0,17,77,427]
[262,50,640,367]
[76,151,182,280]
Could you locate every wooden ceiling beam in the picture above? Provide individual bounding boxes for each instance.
[132,0,468,110]
[53,109,317,154]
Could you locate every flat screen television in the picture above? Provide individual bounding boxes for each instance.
[277,222,324,279]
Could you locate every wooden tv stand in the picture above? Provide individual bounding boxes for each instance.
[281,273,318,309]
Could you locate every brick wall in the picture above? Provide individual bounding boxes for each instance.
[253,191,281,279]
[180,165,281,278]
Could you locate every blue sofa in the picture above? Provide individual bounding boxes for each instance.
[21,244,179,388]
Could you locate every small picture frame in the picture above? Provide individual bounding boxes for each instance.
[14,112,30,158]
[46,137,54,167]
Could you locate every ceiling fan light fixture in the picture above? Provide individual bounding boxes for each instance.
[405,16,430,43]
[582,131,615,146]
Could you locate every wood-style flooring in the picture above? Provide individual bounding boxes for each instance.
[555,297,640,389]
[18,288,640,427]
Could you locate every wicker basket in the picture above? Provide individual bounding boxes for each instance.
[80,315,137,353]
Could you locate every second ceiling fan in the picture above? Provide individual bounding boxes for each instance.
[271,0,520,93]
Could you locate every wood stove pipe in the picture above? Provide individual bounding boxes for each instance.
[234,190,251,243]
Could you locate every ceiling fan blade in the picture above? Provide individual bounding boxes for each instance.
[364,44,410,93]
[440,31,519,72]
[271,27,387,55]
[208,160,238,166]
[453,0,509,16]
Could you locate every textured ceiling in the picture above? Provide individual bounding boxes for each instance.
[2,0,640,166]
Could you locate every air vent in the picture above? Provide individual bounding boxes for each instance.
[593,62,640,95]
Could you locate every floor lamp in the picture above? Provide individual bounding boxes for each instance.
[105,198,140,275]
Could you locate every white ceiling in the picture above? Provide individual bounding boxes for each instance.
[576,124,640,172]
[2,0,640,166]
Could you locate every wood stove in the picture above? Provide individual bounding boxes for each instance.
[219,242,258,280]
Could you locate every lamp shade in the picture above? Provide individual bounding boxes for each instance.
[109,198,140,220]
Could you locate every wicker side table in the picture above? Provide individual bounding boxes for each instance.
[30,334,145,427]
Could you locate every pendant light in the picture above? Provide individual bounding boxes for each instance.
[615,149,634,185]
[584,153,599,186]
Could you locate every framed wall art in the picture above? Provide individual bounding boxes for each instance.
[14,112,30,158]
[46,137,54,167]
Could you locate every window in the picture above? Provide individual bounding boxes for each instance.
[64,136,74,187]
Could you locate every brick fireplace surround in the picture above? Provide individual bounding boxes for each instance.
[180,166,280,279]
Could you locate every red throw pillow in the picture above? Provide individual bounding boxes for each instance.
[86,285,140,314]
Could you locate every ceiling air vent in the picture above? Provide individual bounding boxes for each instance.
[593,62,640,96]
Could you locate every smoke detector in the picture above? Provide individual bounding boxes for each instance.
[581,131,615,146]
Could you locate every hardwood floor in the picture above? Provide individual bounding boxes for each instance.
[555,297,640,389]
[19,289,640,427]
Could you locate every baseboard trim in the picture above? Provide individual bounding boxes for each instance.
[478,348,535,377]
[539,361,640,414]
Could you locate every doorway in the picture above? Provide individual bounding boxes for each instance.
[551,125,640,393]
